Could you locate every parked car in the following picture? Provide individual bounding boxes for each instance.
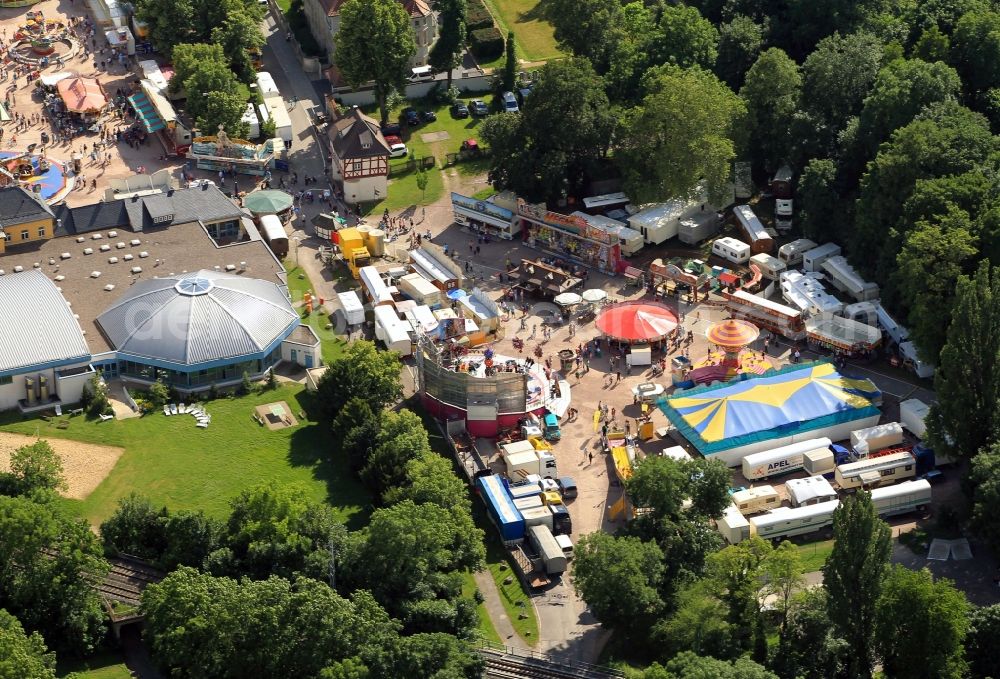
[631,382,666,404]
[557,477,578,499]
[469,99,489,117]
[460,138,481,157]
[451,101,469,118]
[517,86,533,107]
[401,108,420,127]
[381,122,401,137]
[410,66,434,82]
[388,141,408,158]
[419,110,437,122]
[502,91,519,113]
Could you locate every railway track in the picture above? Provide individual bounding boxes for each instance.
[480,649,623,679]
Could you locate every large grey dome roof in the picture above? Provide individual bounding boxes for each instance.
[96,270,297,368]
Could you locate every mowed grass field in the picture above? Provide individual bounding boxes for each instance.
[483,0,565,63]
[0,384,371,529]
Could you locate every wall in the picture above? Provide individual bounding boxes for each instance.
[0,216,55,254]
[0,363,93,412]
[342,174,388,204]
[280,338,321,368]
[334,71,493,106]
[269,0,324,76]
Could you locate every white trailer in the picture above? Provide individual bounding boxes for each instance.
[751,500,840,541]
[899,340,935,379]
[712,236,751,264]
[874,301,908,345]
[835,452,916,490]
[742,438,834,480]
[731,485,780,515]
[820,255,880,302]
[717,503,751,544]
[749,253,787,281]
[850,422,904,455]
[802,242,841,272]
[777,238,817,267]
[870,479,931,517]
[899,399,930,439]
[520,505,554,531]
[372,305,413,356]
[527,524,567,575]
[501,441,557,479]
[337,291,365,325]
[786,475,837,507]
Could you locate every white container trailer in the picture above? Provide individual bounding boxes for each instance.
[337,291,365,325]
[786,475,837,507]
[899,340,936,379]
[255,71,281,99]
[398,272,442,308]
[751,500,840,541]
[821,255,880,302]
[520,505,555,531]
[802,242,841,272]
[501,441,558,479]
[372,305,413,356]
[835,452,916,490]
[742,438,834,480]
[870,479,931,517]
[749,253,786,281]
[731,485,780,515]
[712,236,751,264]
[778,238,817,267]
[527,524,567,575]
[899,399,930,439]
[850,422,904,455]
[718,503,751,544]
[628,198,700,244]
[264,97,293,143]
[514,495,544,512]
[873,301,909,345]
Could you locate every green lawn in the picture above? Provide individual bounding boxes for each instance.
[796,539,835,573]
[462,571,503,644]
[0,385,371,529]
[482,0,566,62]
[284,262,350,364]
[57,650,131,679]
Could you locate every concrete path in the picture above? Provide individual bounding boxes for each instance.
[474,569,520,644]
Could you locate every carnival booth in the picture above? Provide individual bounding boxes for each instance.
[451,193,518,240]
[244,189,295,223]
[516,200,626,275]
[55,76,107,124]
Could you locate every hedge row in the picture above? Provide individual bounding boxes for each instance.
[470,27,504,60]
[466,0,495,32]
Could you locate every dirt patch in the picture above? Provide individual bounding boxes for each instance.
[421,131,451,143]
[0,432,124,500]
[253,401,299,431]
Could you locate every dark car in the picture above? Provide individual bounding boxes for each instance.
[380,122,401,137]
[401,108,420,127]
[469,99,489,117]
[451,101,469,118]
[419,110,437,122]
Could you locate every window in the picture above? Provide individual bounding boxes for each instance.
[38,226,46,238]
[20,230,29,240]
[0,375,12,386]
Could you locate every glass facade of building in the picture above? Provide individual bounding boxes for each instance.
[116,346,282,388]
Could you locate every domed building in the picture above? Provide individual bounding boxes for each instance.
[95,270,320,390]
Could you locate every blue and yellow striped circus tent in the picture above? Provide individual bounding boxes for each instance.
[660,362,881,456]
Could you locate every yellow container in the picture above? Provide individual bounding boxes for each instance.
[541,491,563,505]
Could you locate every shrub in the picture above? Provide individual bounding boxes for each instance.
[470,27,504,60]
[83,375,111,418]
[148,380,170,407]
[466,0,494,31]
[428,82,460,104]
[266,369,278,391]
[238,371,253,396]
[208,384,219,401]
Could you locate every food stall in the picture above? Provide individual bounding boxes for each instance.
[516,200,625,275]
[451,193,519,240]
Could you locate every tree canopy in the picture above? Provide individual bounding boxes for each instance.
[572,532,665,631]
[314,340,403,422]
[0,609,56,679]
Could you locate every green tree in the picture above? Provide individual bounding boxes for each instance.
[714,15,765,89]
[100,492,167,560]
[211,10,266,84]
[657,580,735,659]
[625,456,731,521]
[763,540,805,636]
[383,451,469,511]
[0,609,55,679]
[415,167,429,201]
[428,0,466,91]
[0,441,65,499]
[619,64,745,205]
[361,409,434,495]
[951,9,1000,96]
[652,4,720,70]
[798,158,846,242]
[966,603,1000,679]
[502,32,517,93]
[875,566,969,679]
[741,48,801,175]
[159,509,224,570]
[928,263,1000,459]
[913,25,951,61]
[543,0,623,70]
[0,496,108,655]
[772,588,849,679]
[314,340,403,422]
[572,532,665,630]
[170,43,227,96]
[480,58,615,202]
[894,207,979,361]
[331,398,381,472]
[135,0,197,55]
[687,458,732,519]
[967,443,1000,554]
[705,537,772,658]
[661,651,778,679]
[822,492,891,679]
[604,3,658,102]
[336,0,416,124]
[385,632,484,678]
[148,379,170,407]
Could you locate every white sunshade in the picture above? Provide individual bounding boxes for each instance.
[582,288,607,303]
[554,292,582,306]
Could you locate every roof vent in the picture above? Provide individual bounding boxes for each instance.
[104,284,115,291]
[108,257,118,263]
[130,239,141,246]
[61,252,71,260]
[13,265,23,272]
[0,270,5,275]
[116,242,126,249]
[83,248,93,255]
[239,261,247,271]
[124,254,134,261]
[214,265,221,271]
[91,233,103,240]
[91,271,101,278]
[139,251,149,258]
[225,264,236,271]
[48,258,55,265]
[33,262,40,268]
[131,266,142,274]
[76,236,85,243]
[54,275,64,281]
[100,244,111,252]
[108,231,118,237]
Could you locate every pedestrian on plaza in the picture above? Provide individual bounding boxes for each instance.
[588,451,593,465]
[616,368,622,383]
[611,407,616,422]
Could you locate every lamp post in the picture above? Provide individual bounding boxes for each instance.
[293,236,301,266]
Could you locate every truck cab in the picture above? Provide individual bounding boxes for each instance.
[543,413,561,441]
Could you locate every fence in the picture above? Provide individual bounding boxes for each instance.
[389,156,437,176]
[335,71,495,107]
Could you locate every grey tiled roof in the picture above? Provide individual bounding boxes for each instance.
[0,186,55,228]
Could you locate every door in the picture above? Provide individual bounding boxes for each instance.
[305,354,314,368]
[290,349,298,365]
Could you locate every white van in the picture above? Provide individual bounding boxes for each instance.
[554,533,574,559]
[410,66,434,82]
[712,236,751,264]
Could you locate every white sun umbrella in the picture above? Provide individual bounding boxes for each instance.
[554,292,583,306]
[581,288,607,303]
